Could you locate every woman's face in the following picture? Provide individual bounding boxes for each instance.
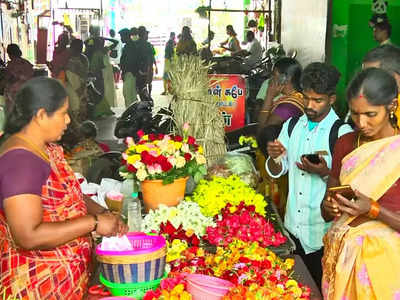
[349,96,391,138]
[43,98,71,142]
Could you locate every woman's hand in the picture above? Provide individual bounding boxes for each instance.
[96,212,120,237]
[322,194,342,220]
[117,216,129,236]
[336,190,371,217]
[266,79,283,101]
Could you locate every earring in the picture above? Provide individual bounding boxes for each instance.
[390,110,395,120]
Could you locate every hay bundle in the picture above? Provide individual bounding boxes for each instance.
[169,55,226,166]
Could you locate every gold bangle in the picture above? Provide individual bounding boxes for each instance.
[367,201,380,219]
[260,110,270,113]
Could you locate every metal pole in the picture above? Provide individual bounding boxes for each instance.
[207,0,211,53]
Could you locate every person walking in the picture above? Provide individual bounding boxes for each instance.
[162,32,175,95]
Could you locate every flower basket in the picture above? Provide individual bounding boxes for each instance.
[141,177,188,211]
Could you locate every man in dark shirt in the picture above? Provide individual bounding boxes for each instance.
[135,26,155,98]
[119,28,138,107]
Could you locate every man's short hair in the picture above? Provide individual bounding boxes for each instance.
[375,21,392,37]
[301,62,341,95]
[363,44,400,75]
[247,31,255,39]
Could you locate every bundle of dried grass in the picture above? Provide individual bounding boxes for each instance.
[169,55,226,166]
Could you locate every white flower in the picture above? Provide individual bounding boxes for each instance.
[176,156,186,168]
[195,154,206,165]
[181,144,190,153]
[136,168,148,181]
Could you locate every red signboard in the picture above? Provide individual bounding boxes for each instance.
[208,74,246,132]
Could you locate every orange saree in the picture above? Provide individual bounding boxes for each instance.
[0,144,92,299]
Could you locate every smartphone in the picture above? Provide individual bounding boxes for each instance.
[302,154,321,164]
[328,185,356,201]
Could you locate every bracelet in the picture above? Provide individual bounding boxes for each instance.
[260,110,270,113]
[367,201,380,219]
[92,214,99,232]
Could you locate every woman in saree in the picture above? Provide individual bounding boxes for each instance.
[0,77,128,299]
[321,68,400,300]
[49,32,71,82]
[89,37,117,118]
[219,25,241,55]
[4,44,34,114]
[65,39,89,122]
[256,57,304,216]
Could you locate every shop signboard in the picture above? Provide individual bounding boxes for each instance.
[208,74,246,132]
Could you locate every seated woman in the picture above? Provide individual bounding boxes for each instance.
[256,57,304,216]
[49,32,71,81]
[321,68,400,299]
[218,25,241,55]
[0,77,127,299]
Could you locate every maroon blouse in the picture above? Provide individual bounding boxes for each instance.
[331,132,400,212]
[0,149,51,210]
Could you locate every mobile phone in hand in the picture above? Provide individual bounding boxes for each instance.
[328,185,356,201]
[302,154,321,164]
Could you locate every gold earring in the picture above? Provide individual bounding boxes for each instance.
[390,111,395,120]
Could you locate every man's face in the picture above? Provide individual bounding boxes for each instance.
[373,27,386,43]
[303,89,335,122]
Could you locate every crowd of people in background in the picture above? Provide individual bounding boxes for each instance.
[0,13,399,299]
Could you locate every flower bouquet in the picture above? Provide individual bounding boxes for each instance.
[119,125,207,185]
[205,202,287,248]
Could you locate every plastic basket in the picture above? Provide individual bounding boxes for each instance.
[100,272,167,300]
[96,233,166,283]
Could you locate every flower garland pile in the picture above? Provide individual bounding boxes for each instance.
[144,274,191,300]
[187,175,266,217]
[206,202,287,247]
[166,240,310,299]
[141,202,215,238]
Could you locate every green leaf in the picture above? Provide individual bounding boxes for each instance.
[199,164,207,175]
[193,171,203,183]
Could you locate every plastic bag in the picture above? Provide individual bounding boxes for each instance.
[207,152,259,188]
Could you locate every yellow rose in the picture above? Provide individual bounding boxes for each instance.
[198,145,204,154]
[174,142,183,150]
[176,156,186,168]
[142,135,149,141]
[127,154,141,165]
[136,168,148,181]
[195,154,206,165]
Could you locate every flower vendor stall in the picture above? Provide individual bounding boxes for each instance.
[89,128,322,300]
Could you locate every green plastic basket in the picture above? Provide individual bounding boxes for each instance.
[100,272,167,300]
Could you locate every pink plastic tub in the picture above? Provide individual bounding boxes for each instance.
[186,274,234,300]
